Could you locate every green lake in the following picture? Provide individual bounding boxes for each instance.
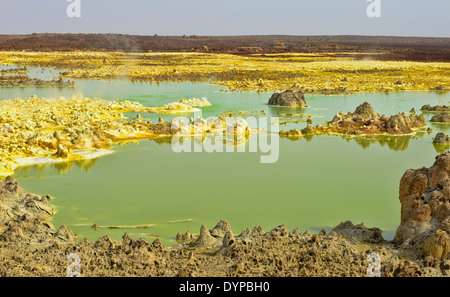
[2,72,450,246]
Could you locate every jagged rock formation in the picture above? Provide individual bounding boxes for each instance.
[279,129,302,137]
[384,113,426,134]
[0,177,448,276]
[433,132,450,145]
[195,224,221,248]
[178,97,212,107]
[268,90,307,107]
[279,102,427,137]
[332,221,384,244]
[394,152,450,260]
[0,76,75,87]
[353,101,376,120]
[421,105,450,112]
[174,222,434,277]
[193,220,233,249]
[430,112,450,123]
[0,176,67,244]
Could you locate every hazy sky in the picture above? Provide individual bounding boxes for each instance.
[0,0,449,37]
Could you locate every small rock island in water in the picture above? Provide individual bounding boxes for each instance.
[268,90,308,107]
[280,101,427,137]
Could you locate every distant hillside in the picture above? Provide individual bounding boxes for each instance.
[0,34,449,62]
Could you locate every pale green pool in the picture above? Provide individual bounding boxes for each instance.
[2,75,450,246]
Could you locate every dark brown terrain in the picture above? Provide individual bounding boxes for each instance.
[0,34,449,62]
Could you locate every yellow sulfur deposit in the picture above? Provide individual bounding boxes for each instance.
[0,93,245,176]
[0,93,176,176]
[146,98,211,114]
[0,51,449,94]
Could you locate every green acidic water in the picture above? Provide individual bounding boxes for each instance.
[2,76,450,246]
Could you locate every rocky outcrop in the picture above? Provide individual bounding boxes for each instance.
[54,225,77,242]
[423,229,450,260]
[332,221,384,244]
[173,221,432,277]
[384,113,427,134]
[52,144,74,159]
[301,124,315,135]
[0,76,75,88]
[279,102,427,137]
[194,220,233,249]
[268,90,307,107]
[333,102,426,135]
[421,105,450,112]
[433,132,450,144]
[195,225,221,248]
[353,101,375,121]
[279,129,302,137]
[178,97,211,107]
[430,112,450,123]
[0,176,62,244]
[1,177,448,277]
[394,152,450,260]
[210,219,232,238]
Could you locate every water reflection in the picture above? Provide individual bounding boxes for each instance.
[268,106,307,118]
[350,134,416,151]
[13,158,99,178]
[11,133,256,178]
[431,90,450,98]
[433,143,450,153]
[280,133,427,151]
[429,122,450,133]
[152,136,173,145]
[281,134,314,142]
[10,130,431,180]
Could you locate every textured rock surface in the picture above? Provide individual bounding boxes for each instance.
[279,102,427,137]
[423,229,450,260]
[0,76,75,87]
[332,221,384,244]
[384,113,427,134]
[268,90,307,107]
[433,132,450,144]
[279,129,302,137]
[421,105,450,112]
[195,224,221,248]
[1,177,449,276]
[430,112,450,123]
[353,101,375,121]
[394,152,450,260]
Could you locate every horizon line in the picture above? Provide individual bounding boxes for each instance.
[1,33,450,39]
